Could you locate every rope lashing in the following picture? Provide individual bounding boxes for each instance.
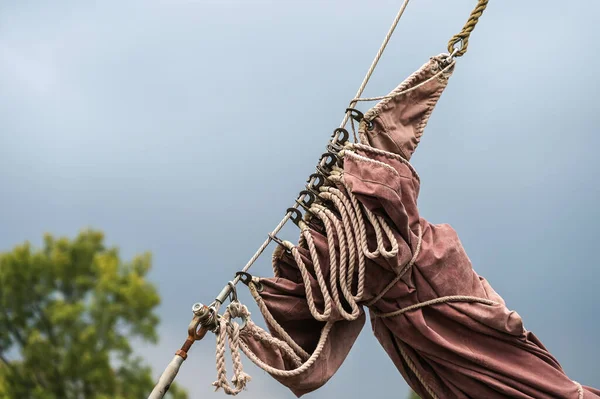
[447,0,489,57]
[208,146,504,397]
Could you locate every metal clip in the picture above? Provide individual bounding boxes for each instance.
[306,173,325,192]
[327,141,344,153]
[235,271,263,294]
[268,233,285,247]
[286,207,303,226]
[317,152,338,176]
[345,108,364,123]
[316,165,332,177]
[331,127,349,143]
[235,271,254,286]
[187,315,208,342]
[295,189,316,211]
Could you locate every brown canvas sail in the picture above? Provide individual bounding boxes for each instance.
[212,54,600,399]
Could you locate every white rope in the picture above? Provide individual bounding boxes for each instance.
[350,58,455,104]
[342,0,412,129]
[372,295,497,319]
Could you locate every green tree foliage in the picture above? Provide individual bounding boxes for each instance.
[408,391,420,399]
[0,229,187,399]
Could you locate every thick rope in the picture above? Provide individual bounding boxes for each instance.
[447,0,489,57]
[312,204,361,320]
[240,320,336,378]
[240,319,303,366]
[213,303,252,395]
[247,282,310,360]
[290,230,334,322]
[286,166,400,324]
[319,187,366,300]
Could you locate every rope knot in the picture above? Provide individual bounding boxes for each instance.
[231,372,252,390]
[227,301,249,320]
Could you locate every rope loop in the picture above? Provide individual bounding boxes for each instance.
[447,0,489,57]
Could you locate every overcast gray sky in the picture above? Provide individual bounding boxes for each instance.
[1,1,598,398]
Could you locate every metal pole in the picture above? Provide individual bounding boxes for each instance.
[148,355,186,399]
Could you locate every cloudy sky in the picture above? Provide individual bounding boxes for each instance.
[1,1,598,398]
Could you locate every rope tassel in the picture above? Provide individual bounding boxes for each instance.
[212,303,252,396]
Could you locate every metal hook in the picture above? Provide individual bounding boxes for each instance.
[267,233,285,247]
[319,152,338,169]
[316,165,333,177]
[295,200,313,214]
[234,271,264,293]
[327,141,344,153]
[235,271,253,286]
[266,233,292,253]
[304,186,321,199]
[297,190,315,207]
[307,173,325,190]
[331,127,349,143]
[345,108,365,123]
[286,207,303,226]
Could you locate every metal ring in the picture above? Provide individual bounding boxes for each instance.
[366,119,375,131]
[445,43,460,63]
[237,315,248,330]
[227,281,237,302]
